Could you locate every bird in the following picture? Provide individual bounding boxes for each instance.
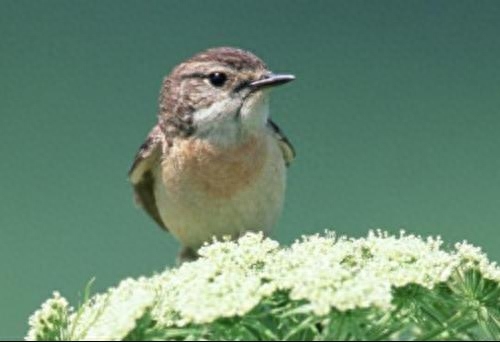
[128,47,295,262]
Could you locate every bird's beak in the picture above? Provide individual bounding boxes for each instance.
[249,73,295,90]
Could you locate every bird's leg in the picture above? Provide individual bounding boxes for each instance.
[177,246,199,264]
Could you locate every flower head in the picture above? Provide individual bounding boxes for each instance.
[27,230,500,341]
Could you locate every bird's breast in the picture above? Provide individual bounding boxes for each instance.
[161,133,268,199]
[153,131,287,249]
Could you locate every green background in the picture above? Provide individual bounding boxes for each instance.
[1,1,499,338]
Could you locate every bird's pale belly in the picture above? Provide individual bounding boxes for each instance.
[153,133,287,249]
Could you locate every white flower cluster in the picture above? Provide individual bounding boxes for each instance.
[26,292,70,341]
[26,231,500,340]
[68,278,157,341]
[454,241,500,281]
[153,233,280,326]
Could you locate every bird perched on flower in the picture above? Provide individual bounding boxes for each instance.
[128,47,295,261]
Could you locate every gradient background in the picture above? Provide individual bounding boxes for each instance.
[1,1,500,338]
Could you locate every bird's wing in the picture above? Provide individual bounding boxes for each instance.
[128,124,168,231]
[267,119,295,166]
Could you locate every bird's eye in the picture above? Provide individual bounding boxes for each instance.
[208,72,227,87]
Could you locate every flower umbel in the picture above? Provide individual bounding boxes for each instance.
[26,292,71,341]
[26,231,500,341]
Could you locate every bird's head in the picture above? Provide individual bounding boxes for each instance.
[158,47,294,144]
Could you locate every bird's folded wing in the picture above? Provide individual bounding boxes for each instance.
[128,124,168,231]
[268,119,295,166]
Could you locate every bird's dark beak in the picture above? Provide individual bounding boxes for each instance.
[250,73,295,90]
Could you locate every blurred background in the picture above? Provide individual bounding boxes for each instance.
[1,0,500,338]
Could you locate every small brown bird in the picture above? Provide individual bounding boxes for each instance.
[128,47,295,261]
